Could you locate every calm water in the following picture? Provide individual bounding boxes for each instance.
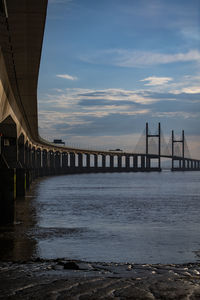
[1,171,200,263]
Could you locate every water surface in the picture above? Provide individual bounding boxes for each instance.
[1,171,200,263]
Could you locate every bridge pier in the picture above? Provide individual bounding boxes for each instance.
[16,168,26,197]
[86,153,90,169]
[141,156,145,169]
[0,116,18,168]
[78,153,83,170]
[110,155,114,169]
[18,134,25,167]
[0,169,16,225]
[125,155,129,169]
[101,154,105,169]
[24,142,29,167]
[94,154,98,169]
[55,151,61,174]
[69,152,75,171]
[118,155,122,169]
[62,152,69,173]
[133,155,138,169]
[16,134,27,196]
[41,149,47,175]
[36,148,42,177]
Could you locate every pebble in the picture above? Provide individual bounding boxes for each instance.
[192,270,200,275]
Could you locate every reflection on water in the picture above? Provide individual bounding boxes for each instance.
[1,172,200,263]
[0,180,40,261]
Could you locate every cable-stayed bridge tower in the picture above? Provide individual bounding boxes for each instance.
[172,130,185,170]
[146,122,161,170]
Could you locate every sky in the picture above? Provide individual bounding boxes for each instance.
[38,0,200,158]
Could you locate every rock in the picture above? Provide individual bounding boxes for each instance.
[192,270,200,275]
[53,265,63,270]
[127,264,132,270]
[63,261,80,270]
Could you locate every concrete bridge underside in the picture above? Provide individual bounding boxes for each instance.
[0,0,200,224]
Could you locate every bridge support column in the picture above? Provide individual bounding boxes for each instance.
[179,159,182,169]
[16,168,26,197]
[70,152,75,170]
[118,155,122,169]
[48,151,55,175]
[86,153,90,169]
[26,146,34,185]
[36,149,42,176]
[28,146,32,169]
[25,169,31,189]
[94,154,98,169]
[0,116,17,168]
[55,151,61,174]
[18,134,25,167]
[78,153,83,169]
[146,156,151,169]
[0,169,16,225]
[133,156,138,168]
[62,152,68,173]
[182,158,185,169]
[25,142,29,167]
[31,147,37,179]
[141,156,145,169]
[36,149,41,167]
[42,150,48,175]
[110,155,114,169]
[16,134,26,196]
[102,154,106,169]
[32,147,36,169]
[125,155,129,169]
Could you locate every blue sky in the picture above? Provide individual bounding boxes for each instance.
[38,0,200,158]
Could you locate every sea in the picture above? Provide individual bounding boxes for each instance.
[1,171,200,264]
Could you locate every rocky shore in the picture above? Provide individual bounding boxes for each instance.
[1,259,200,299]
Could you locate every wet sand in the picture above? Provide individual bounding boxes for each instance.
[1,259,200,299]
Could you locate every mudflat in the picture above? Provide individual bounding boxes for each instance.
[1,259,200,299]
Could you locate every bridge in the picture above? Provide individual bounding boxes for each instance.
[0,0,200,225]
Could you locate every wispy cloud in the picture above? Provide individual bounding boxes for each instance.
[56,74,78,81]
[81,49,200,68]
[140,76,173,86]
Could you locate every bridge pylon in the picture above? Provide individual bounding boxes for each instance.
[171,130,185,170]
[146,122,161,170]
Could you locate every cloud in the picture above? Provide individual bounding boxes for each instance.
[56,74,78,81]
[140,76,173,86]
[181,87,200,94]
[38,87,200,152]
[81,49,200,67]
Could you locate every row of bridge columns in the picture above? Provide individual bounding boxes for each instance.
[1,116,200,225]
[16,147,158,171]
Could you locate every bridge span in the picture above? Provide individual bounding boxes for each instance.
[0,0,200,224]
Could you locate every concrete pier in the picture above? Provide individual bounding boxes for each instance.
[0,169,16,225]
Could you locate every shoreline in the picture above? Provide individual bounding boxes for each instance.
[1,259,200,299]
